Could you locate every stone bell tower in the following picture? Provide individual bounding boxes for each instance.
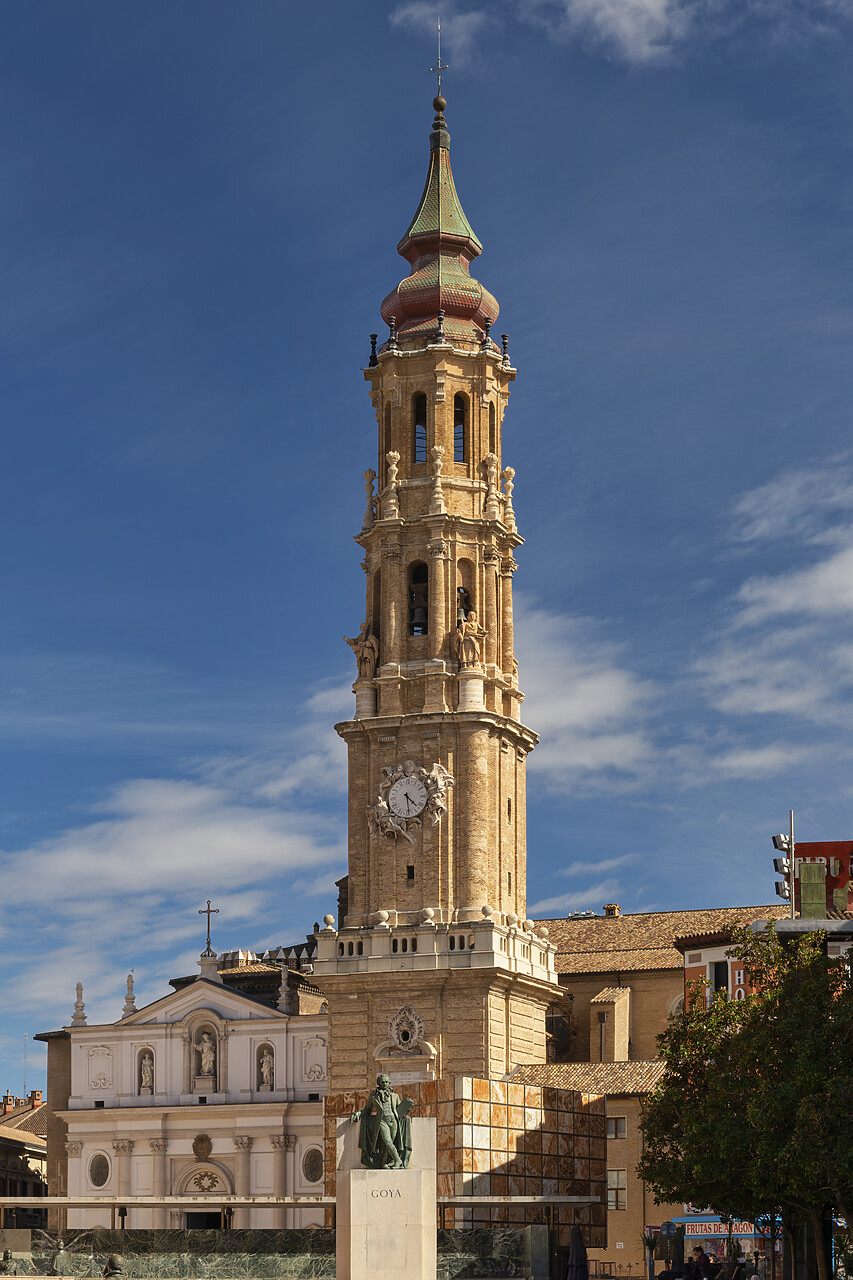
[313,96,560,1092]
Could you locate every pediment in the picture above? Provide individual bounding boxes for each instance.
[121,979,285,1026]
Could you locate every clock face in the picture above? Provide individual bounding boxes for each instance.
[388,775,428,819]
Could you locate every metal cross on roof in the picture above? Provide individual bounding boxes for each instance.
[198,899,219,957]
[430,17,449,95]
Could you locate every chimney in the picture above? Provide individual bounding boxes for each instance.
[29,1089,43,1108]
[2,1091,14,1114]
[604,903,621,918]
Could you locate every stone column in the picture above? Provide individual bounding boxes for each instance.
[233,1135,253,1228]
[455,727,491,918]
[283,1134,297,1227]
[428,539,447,655]
[383,545,402,665]
[149,1139,169,1228]
[112,1139,134,1213]
[65,1141,82,1200]
[484,552,499,668]
[182,1032,192,1095]
[271,1134,291,1229]
[500,557,516,676]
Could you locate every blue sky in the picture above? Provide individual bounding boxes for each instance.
[1,0,852,1093]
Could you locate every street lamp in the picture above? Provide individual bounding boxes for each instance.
[771,810,795,920]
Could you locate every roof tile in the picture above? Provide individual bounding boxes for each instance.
[536,906,788,974]
[511,1061,666,1096]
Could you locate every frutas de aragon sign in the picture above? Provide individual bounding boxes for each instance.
[684,1222,755,1237]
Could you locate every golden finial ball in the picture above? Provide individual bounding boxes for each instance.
[433,96,447,112]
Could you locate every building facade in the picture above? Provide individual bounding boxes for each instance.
[38,959,327,1230]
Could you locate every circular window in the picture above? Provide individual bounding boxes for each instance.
[89,1153,110,1188]
[302,1148,324,1184]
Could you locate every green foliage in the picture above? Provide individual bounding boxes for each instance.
[639,924,853,1280]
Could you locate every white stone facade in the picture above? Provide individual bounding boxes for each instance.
[58,975,327,1228]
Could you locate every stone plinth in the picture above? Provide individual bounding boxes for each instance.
[335,1117,436,1280]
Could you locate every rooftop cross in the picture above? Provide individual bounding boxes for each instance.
[198,899,220,957]
[429,17,449,96]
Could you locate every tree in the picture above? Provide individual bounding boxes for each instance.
[639,924,853,1280]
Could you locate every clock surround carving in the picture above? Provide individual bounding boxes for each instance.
[366,760,454,843]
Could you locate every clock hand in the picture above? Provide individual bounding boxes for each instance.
[404,792,413,813]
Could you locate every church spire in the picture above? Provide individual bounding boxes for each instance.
[380,96,499,348]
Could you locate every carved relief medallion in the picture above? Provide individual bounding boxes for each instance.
[388,1006,425,1054]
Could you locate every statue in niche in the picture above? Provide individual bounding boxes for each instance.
[344,621,379,680]
[350,1074,415,1170]
[198,1032,216,1077]
[260,1048,274,1088]
[453,611,487,668]
[140,1053,154,1092]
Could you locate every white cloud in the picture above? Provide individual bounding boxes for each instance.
[730,460,853,546]
[516,598,655,788]
[515,0,853,64]
[518,0,689,62]
[710,744,805,776]
[736,545,853,624]
[528,878,619,915]
[556,853,640,875]
[389,4,489,65]
[0,677,353,1029]
[693,462,853,735]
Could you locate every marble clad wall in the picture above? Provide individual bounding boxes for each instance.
[22,1227,527,1279]
[324,1076,607,1249]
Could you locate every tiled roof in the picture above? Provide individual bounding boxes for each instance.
[0,1121,46,1149]
[7,1107,48,1137]
[218,963,281,976]
[591,988,630,1002]
[1,1104,48,1136]
[536,906,789,975]
[511,1061,666,1096]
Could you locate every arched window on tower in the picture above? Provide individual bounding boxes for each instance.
[454,394,466,463]
[489,401,496,455]
[409,562,429,635]
[413,393,427,463]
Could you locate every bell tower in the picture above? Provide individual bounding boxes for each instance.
[313,97,560,1092]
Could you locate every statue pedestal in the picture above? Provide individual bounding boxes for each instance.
[335,1117,436,1280]
[193,1075,213,1094]
[139,1086,152,1096]
[458,671,484,709]
[259,1083,271,1093]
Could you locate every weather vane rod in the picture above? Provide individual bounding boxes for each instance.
[430,17,449,95]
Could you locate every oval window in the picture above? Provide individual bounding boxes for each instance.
[89,1153,110,1188]
[302,1148,324,1184]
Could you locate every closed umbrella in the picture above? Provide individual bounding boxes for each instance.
[565,1225,590,1280]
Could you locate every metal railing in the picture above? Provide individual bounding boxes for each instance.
[0,1193,598,1232]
